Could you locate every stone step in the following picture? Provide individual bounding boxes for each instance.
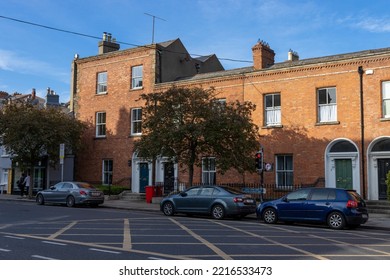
[120,191,145,201]
[366,200,390,215]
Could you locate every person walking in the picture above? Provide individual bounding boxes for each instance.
[23,173,31,197]
[17,173,26,197]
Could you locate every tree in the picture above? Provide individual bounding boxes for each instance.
[134,86,260,186]
[0,103,86,197]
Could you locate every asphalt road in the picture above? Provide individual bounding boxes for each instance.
[1,200,390,260]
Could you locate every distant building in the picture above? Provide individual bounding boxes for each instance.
[0,88,73,194]
[72,34,390,200]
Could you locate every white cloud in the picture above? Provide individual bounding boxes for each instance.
[355,17,390,33]
[0,49,68,83]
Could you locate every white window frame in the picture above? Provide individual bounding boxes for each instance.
[96,112,106,137]
[102,159,113,185]
[276,155,293,188]
[382,81,390,118]
[131,65,143,89]
[318,87,337,122]
[97,72,107,94]
[131,108,142,136]
[265,93,281,126]
[202,157,216,184]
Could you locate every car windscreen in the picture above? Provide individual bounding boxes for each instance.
[221,187,245,195]
[347,190,363,202]
[76,183,95,189]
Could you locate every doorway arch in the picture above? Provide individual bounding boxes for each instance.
[367,137,390,200]
[325,139,360,193]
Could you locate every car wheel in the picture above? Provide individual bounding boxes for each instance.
[162,202,174,216]
[327,211,345,230]
[211,204,225,219]
[262,208,278,224]
[36,194,45,205]
[66,196,75,207]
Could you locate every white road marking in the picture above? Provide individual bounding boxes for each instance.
[42,241,67,246]
[4,235,24,240]
[0,248,11,252]
[89,248,121,254]
[31,255,58,260]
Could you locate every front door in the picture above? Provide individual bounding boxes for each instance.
[139,163,149,193]
[335,159,353,190]
[377,159,390,200]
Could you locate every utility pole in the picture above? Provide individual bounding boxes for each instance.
[144,13,166,44]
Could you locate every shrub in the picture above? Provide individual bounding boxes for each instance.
[95,185,129,195]
[386,171,390,201]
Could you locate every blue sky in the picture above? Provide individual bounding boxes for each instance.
[1,0,390,103]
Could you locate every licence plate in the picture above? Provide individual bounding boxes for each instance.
[244,199,254,204]
[91,192,101,197]
[362,213,368,219]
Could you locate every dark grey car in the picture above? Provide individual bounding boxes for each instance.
[160,185,256,219]
[36,181,104,207]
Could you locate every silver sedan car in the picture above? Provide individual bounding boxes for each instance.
[36,181,104,207]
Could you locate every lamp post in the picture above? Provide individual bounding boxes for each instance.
[358,66,366,199]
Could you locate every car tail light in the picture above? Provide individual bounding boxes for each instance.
[346,200,358,208]
[79,190,88,196]
[233,197,244,203]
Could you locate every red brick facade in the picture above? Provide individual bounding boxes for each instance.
[72,36,390,200]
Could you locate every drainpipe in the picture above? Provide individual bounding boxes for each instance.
[358,66,366,199]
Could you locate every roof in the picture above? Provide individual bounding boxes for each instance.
[174,46,390,82]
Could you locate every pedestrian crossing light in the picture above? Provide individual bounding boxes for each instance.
[255,151,263,171]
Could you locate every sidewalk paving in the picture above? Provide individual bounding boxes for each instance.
[1,194,390,230]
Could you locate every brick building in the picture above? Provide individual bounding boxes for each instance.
[71,34,390,200]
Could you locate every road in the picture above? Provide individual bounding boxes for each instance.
[1,200,390,260]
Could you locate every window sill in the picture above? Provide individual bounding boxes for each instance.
[129,134,142,138]
[315,121,340,126]
[262,124,283,129]
[130,87,143,91]
[96,92,108,95]
[380,117,390,122]
[94,136,107,140]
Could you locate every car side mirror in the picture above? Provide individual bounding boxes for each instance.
[180,192,188,197]
[282,197,288,202]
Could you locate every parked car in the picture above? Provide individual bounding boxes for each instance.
[256,187,368,229]
[160,185,257,219]
[36,181,104,207]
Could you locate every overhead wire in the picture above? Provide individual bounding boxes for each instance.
[0,14,252,64]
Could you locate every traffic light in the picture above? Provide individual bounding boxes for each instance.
[255,151,263,171]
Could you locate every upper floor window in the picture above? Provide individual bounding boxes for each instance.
[96,112,106,137]
[202,157,216,184]
[317,87,337,122]
[276,155,293,187]
[382,81,390,118]
[265,93,281,126]
[97,72,107,94]
[131,108,142,135]
[131,65,143,89]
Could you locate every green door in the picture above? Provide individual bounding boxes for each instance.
[335,159,353,189]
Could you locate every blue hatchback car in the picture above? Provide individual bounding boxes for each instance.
[256,188,369,229]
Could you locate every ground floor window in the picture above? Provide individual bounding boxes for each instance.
[276,155,293,187]
[102,159,113,185]
[202,157,216,184]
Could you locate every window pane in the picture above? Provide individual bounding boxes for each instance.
[274,94,281,107]
[132,66,143,89]
[265,95,273,108]
[384,100,390,117]
[328,88,336,104]
[318,89,327,104]
[383,81,390,99]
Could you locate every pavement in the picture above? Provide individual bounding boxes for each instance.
[1,193,390,230]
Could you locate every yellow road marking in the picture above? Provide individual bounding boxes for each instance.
[122,219,132,250]
[169,218,233,260]
[48,221,77,239]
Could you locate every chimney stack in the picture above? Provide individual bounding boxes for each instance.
[252,40,275,70]
[288,49,299,61]
[98,32,120,54]
[31,88,36,99]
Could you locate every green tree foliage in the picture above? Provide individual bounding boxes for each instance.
[0,103,86,197]
[134,86,260,186]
